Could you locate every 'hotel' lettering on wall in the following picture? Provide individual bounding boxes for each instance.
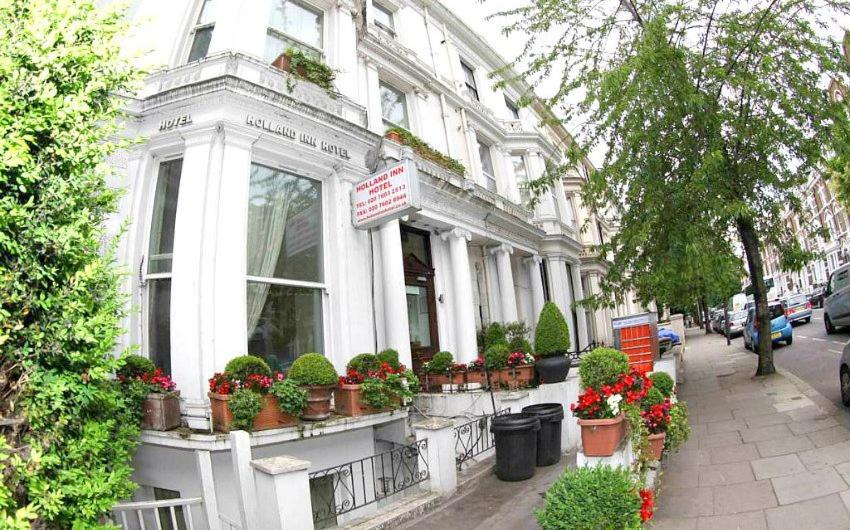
[246,114,351,160]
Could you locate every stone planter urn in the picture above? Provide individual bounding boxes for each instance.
[208,392,296,432]
[141,392,181,431]
[577,413,627,457]
[301,385,335,421]
[648,432,666,461]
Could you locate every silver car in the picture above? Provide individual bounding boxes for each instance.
[781,293,812,325]
[841,346,850,406]
[824,264,850,334]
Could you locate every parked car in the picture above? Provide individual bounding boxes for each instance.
[841,343,850,406]
[743,301,793,352]
[725,309,748,337]
[710,309,725,333]
[808,286,826,308]
[824,264,850,334]
[781,293,812,325]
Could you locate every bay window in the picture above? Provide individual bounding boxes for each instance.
[246,163,324,372]
[187,0,216,63]
[146,158,183,375]
[511,154,529,204]
[380,81,409,130]
[265,0,324,62]
[478,140,496,192]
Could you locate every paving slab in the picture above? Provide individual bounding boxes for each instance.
[708,443,760,465]
[740,424,793,444]
[798,440,850,469]
[750,454,806,481]
[656,487,714,518]
[745,413,792,428]
[806,425,850,448]
[712,480,778,515]
[696,510,767,530]
[764,494,850,530]
[698,461,755,487]
[699,431,743,449]
[770,467,849,505]
[755,436,815,458]
[787,416,839,435]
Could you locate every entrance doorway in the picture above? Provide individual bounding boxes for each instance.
[401,226,439,374]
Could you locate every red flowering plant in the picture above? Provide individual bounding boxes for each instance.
[571,369,652,420]
[208,371,284,395]
[119,368,177,394]
[639,488,655,522]
[339,369,365,385]
[467,357,485,371]
[450,362,467,373]
[506,351,535,367]
[641,387,673,434]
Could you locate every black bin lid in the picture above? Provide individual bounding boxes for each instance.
[521,403,565,422]
[490,413,541,433]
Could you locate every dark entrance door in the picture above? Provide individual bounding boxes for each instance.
[401,226,439,374]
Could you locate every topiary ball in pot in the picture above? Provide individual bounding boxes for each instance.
[347,353,379,375]
[578,348,629,390]
[288,353,338,421]
[225,355,271,383]
[649,372,675,397]
[376,349,401,370]
[484,344,510,371]
[533,302,572,383]
[426,351,454,374]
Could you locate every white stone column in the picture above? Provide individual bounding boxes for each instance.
[525,255,545,324]
[378,219,412,367]
[441,228,478,363]
[462,118,483,185]
[570,260,590,348]
[364,58,383,133]
[414,418,458,497]
[545,256,577,349]
[170,128,216,404]
[490,244,518,323]
[331,0,359,102]
[252,456,314,530]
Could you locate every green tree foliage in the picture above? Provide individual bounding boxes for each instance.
[534,302,571,356]
[0,0,141,525]
[495,0,849,375]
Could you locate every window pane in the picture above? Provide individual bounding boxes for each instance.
[564,196,576,226]
[511,155,527,181]
[461,62,476,89]
[187,26,213,62]
[374,3,393,29]
[269,0,323,50]
[247,164,322,283]
[401,227,431,267]
[148,158,183,274]
[478,142,494,176]
[505,97,519,119]
[148,279,172,375]
[247,283,323,372]
[197,0,216,25]
[380,82,408,129]
[406,285,431,348]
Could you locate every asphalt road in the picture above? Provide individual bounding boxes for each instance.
[724,308,850,415]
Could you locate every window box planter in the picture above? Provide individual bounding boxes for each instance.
[465,369,488,387]
[271,52,307,78]
[385,129,403,143]
[334,383,386,417]
[577,413,626,457]
[648,432,666,461]
[301,384,335,421]
[208,392,296,432]
[142,392,182,431]
[425,372,464,391]
[505,365,535,390]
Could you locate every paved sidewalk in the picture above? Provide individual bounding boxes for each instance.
[655,330,850,529]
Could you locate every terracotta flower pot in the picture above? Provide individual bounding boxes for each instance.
[301,385,335,421]
[578,413,627,457]
[450,371,466,386]
[385,130,403,143]
[208,392,297,433]
[506,365,535,389]
[648,431,666,461]
[334,383,380,417]
[465,370,487,387]
[271,53,308,78]
[426,373,450,391]
[142,392,181,431]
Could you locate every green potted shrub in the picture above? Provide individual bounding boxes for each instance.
[271,48,337,96]
[288,353,338,420]
[117,354,181,431]
[424,351,455,390]
[335,354,375,417]
[533,302,572,383]
[535,465,654,529]
[377,349,401,370]
[578,348,630,390]
[641,387,672,461]
[485,344,510,388]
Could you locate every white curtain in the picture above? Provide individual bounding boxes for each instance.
[246,168,294,338]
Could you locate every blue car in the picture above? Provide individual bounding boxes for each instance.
[743,301,793,352]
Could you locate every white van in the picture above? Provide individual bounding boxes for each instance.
[824,263,850,333]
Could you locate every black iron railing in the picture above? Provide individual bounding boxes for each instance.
[454,409,510,470]
[568,341,602,367]
[308,439,429,524]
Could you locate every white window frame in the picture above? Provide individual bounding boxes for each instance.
[141,153,185,367]
[511,153,530,204]
[373,2,395,35]
[504,96,520,120]
[245,159,330,361]
[379,81,409,130]
[185,0,216,63]
[460,60,479,101]
[266,0,326,61]
[477,139,496,193]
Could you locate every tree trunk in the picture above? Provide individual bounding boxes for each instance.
[701,296,712,334]
[737,216,775,376]
[696,299,704,328]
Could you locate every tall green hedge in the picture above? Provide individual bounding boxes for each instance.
[0,1,141,526]
[534,302,571,357]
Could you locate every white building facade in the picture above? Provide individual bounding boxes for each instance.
[108,0,625,526]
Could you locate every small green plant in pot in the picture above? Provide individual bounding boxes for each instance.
[225,354,271,383]
[269,379,308,418]
[376,349,401,370]
[347,353,380,375]
[228,388,263,431]
[579,348,630,390]
[288,353,338,421]
[485,344,510,388]
[533,302,572,383]
[424,351,457,389]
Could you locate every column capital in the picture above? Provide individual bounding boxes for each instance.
[489,243,514,256]
[440,227,472,242]
[523,254,543,266]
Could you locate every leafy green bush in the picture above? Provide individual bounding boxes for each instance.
[649,372,675,397]
[642,387,665,409]
[534,302,571,357]
[229,388,263,431]
[269,379,308,416]
[578,347,630,389]
[225,355,271,382]
[386,369,419,403]
[665,402,691,453]
[288,353,338,386]
[347,353,380,374]
[0,0,144,525]
[485,344,511,371]
[362,378,393,409]
[283,48,337,95]
[624,402,653,473]
[385,126,467,176]
[377,349,401,370]
[483,322,507,350]
[505,321,532,353]
[117,354,155,379]
[535,465,643,530]
[426,351,454,374]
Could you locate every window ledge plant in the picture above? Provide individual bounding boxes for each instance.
[384,126,467,176]
[117,354,181,432]
[271,48,337,98]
